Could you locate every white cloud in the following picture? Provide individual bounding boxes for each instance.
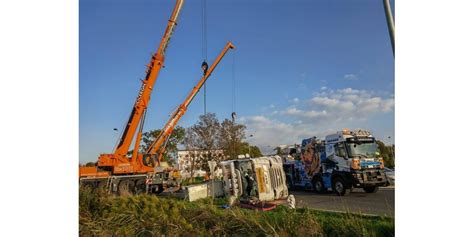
[242,115,271,124]
[279,107,328,119]
[239,115,335,154]
[239,87,394,154]
[310,97,339,107]
[344,73,358,80]
[338,88,360,94]
[381,98,395,112]
[309,88,393,116]
[291,98,299,103]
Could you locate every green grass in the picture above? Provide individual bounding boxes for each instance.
[79,187,394,237]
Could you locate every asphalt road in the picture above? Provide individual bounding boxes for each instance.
[291,187,394,217]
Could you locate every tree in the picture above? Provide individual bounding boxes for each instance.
[84,162,96,167]
[273,147,284,156]
[236,142,262,158]
[218,118,246,159]
[188,113,220,150]
[140,126,185,164]
[376,140,395,168]
[184,113,221,172]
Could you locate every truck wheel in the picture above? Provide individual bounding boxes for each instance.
[151,184,164,194]
[312,177,326,193]
[118,180,133,196]
[363,186,379,193]
[97,181,108,192]
[80,182,94,190]
[134,180,146,194]
[332,177,350,196]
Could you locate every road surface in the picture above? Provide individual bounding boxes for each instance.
[291,187,394,216]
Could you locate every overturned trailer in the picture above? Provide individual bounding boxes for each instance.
[183,156,289,203]
[220,156,289,202]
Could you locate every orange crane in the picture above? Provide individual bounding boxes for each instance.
[141,42,234,193]
[146,42,235,164]
[79,0,184,178]
[80,42,235,194]
[78,1,235,195]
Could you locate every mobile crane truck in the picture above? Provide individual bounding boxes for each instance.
[284,129,387,196]
[79,0,235,195]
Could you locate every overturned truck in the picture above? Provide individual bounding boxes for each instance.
[221,156,289,202]
[184,156,289,203]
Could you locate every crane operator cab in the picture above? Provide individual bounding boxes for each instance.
[141,153,159,167]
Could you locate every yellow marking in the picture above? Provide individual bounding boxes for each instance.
[256,167,266,193]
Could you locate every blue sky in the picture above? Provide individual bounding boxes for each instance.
[80,0,394,162]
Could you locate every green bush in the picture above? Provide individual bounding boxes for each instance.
[79,187,394,236]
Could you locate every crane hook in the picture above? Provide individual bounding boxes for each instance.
[201,60,209,75]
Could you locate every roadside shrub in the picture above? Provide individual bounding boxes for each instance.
[79,187,394,236]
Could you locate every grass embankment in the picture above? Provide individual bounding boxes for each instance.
[79,187,394,236]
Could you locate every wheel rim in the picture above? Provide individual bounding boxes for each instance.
[335,181,344,193]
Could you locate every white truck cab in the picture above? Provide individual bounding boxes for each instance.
[321,129,386,195]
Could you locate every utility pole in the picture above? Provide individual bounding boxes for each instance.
[248,134,253,156]
[383,0,395,55]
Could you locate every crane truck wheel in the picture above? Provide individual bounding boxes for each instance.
[134,180,147,194]
[332,177,351,196]
[80,182,94,190]
[118,180,134,196]
[312,177,327,193]
[151,184,164,194]
[97,181,108,192]
[363,186,379,193]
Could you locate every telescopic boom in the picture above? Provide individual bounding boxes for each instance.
[114,0,184,157]
[146,42,235,161]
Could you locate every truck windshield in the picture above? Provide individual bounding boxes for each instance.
[346,142,378,158]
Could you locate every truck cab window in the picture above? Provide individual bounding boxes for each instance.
[335,143,347,158]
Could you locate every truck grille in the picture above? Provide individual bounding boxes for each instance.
[363,171,385,182]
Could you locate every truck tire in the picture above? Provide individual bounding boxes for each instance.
[332,177,350,196]
[118,180,134,196]
[80,182,94,190]
[97,181,108,192]
[134,179,147,194]
[312,177,327,193]
[363,186,379,193]
[151,184,164,194]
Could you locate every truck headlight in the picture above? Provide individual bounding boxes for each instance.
[378,158,384,169]
[351,159,361,170]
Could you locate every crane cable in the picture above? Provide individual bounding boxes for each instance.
[232,49,236,117]
[201,0,208,115]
